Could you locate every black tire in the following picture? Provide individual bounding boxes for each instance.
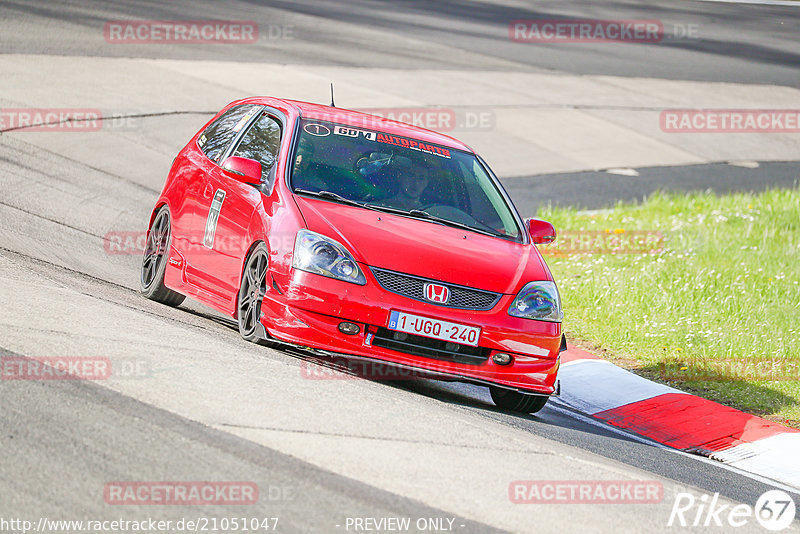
[140,206,185,307]
[490,386,549,413]
[237,243,269,344]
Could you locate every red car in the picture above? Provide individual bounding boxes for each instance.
[141,97,564,413]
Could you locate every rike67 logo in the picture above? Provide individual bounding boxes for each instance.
[668,490,796,531]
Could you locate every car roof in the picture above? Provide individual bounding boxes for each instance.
[237,96,474,153]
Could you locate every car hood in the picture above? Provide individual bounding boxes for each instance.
[293,196,551,294]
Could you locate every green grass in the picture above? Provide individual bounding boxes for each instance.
[538,187,800,426]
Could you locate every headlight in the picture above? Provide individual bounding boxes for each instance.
[292,230,366,285]
[508,281,563,322]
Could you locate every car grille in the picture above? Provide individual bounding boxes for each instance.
[371,327,490,365]
[370,268,501,310]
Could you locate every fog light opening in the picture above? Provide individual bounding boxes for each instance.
[492,352,513,366]
[338,322,361,335]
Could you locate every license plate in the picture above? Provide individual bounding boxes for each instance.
[387,311,481,347]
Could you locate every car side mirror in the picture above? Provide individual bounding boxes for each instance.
[222,156,262,185]
[526,218,556,244]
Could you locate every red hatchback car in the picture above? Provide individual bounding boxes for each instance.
[141,97,565,413]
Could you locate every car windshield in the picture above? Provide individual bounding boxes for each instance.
[290,118,522,240]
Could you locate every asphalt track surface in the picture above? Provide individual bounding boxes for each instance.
[503,161,800,214]
[1,1,799,533]
[2,0,799,85]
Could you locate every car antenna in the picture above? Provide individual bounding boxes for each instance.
[329,82,335,107]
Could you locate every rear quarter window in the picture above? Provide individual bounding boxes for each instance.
[197,105,260,163]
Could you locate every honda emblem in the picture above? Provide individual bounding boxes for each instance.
[424,283,450,304]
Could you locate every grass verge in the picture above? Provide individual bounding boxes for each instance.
[538,187,800,426]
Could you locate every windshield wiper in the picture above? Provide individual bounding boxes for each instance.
[407,209,501,237]
[296,191,506,238]
[362,204,409,215]
[370,206,502,238]
[294,189,374,210]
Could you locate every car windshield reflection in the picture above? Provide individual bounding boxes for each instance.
[290,119,521,240]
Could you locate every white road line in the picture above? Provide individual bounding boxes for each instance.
[557,358,683,415]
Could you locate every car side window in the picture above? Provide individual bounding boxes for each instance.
[197,105,260,163]
[230,112,282,186]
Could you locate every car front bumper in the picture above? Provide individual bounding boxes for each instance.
[260,269,561,394]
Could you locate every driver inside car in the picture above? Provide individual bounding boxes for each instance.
[383,163,432,210]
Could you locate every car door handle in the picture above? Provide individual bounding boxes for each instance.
[203,184,213,199]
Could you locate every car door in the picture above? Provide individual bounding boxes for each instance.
[179,104,261,304]
[197,110,283,307]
